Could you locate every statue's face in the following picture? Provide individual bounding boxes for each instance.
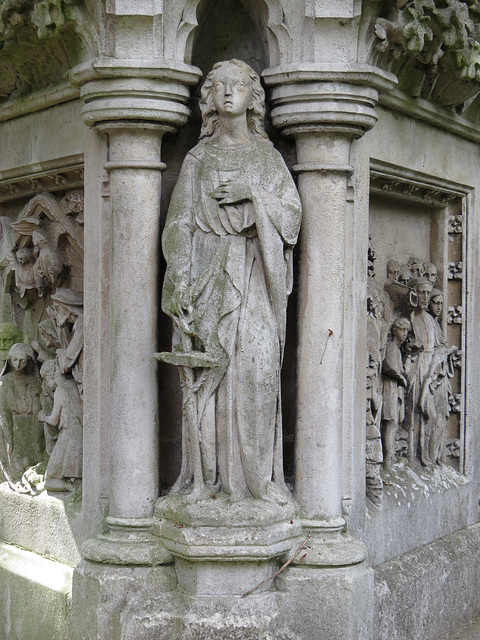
[424,264,437,285]
[212,65,253,118]
[429,295,443,317]
[410,262,424,278]
[11,354,28,372]
[42,371,57,390]
[33,232,47,248]
[415,283,432,309]
[386,261,400,281]
[393,324,409,343]
[52,302,72,328]
[39,327,55,348]
[397,268,411,286]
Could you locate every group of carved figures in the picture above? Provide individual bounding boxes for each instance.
[367,255,458,502]
[0,188,84,493]
[0,288,83,493]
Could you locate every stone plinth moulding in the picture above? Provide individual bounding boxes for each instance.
[263,63,396,562]
[70,59,201,565]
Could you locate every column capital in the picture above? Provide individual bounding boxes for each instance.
[262,63,397,139]
[69,58,202,131]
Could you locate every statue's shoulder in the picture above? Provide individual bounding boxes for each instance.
[254,137,285,163]
[186,140,209,163]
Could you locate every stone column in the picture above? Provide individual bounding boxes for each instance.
[72,60,201,565]
[263,64,396,640]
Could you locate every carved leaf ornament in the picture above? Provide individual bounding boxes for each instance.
[375,0,480,82]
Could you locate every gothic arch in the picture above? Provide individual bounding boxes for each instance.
[171,0,292,68]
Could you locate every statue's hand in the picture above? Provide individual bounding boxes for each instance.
[210,182,252,205]
[169,286,195,336]
[169,285,191,317]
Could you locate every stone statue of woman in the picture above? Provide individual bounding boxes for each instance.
[0,343,44,483]
[159,59,302,505]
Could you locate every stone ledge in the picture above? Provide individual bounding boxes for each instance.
[374,523,480,640]
[0,542,72,640]
[0,484,81,567]
[362,463,477,566]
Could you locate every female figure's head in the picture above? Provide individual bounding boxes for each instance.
[199,59,268,141]
[6,343,35,376]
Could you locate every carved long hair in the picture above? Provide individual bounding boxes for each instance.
[199,59,268,141]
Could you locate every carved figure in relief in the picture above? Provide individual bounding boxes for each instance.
[404,277,438,466]
[381,317,410,471]
[38,359,55,455]
[366,281,385,504]
[159,60,302,504]
[48,289,83,398]
[0,343,44,483]
[32,229,65,295]
[366,247,460,479]
[384,259,401,322]
[39,360,83,492]
[14,248,36,297]
[424,289,456,464]
[386,259,401,282]
[31,318,59,364]
[424,262,437,287]
[408,257,425,279]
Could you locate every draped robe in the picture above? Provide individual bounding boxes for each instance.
[162,137,302,502]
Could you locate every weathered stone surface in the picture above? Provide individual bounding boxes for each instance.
[0,483,81,566]
[374,523,480,640]
[0,541,72,640]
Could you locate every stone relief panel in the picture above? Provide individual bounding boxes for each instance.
[0,184,83,494]
[366,169,465,505]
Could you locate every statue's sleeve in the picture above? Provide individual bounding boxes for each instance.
[161,154,196,316]
[45,387,64,428]
[250,147,302,248]
[249,145,302,343]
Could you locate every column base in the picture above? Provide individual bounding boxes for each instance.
[290,517,367,566]
[81,517,172,566]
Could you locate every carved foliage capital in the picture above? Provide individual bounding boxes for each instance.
[373,0,480,106]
